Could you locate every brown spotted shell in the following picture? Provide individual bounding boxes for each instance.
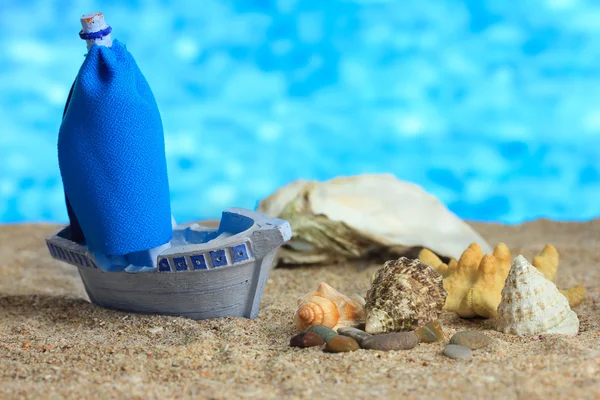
[365,257,447,333]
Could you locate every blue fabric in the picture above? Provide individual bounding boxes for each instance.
[58,40,172,256]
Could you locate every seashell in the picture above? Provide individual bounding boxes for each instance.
[294,283,365,331]
[364,257,447,334]
[495,255,579,336]
[419,242,585,319]
[257,174,492,265]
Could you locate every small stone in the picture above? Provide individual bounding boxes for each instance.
[306,325,338,342]
[360,332,419,351]
[449,331,494,350]
[148,327,163,334]
[290,332,325,348]
[324,335,360,353]
[415,321,445,343]
[337,327,372,344]
[443,344,472,360]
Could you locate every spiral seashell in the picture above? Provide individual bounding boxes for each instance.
[365,257,447,334]
[293,282,365,331]
[495,255,579,336]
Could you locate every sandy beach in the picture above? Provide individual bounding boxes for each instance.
[1,220,599,399]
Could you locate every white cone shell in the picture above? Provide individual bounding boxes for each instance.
[495,255,579,336]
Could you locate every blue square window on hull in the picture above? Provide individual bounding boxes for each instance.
[173,256,188,271]
[47,244,56,257]
[190,254,207,270]
[231,244,249,263]
[158,258,171,272]
[210,249,227,267]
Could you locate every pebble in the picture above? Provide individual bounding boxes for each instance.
[306,325,338,342]
[415,321,445,343]
[337,327,372,344]
[324,335,360,353]
[443,344,473,360]
[360,332,419,351]
[290,332,325,348]
[449,331,494,350]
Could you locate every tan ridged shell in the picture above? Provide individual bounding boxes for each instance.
[293,282,365,331]
[495,255,579,336]
[365,257,447,334]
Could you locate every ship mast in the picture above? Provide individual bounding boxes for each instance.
[79,12,113,51]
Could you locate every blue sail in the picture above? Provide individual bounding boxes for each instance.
[58,39,172,256]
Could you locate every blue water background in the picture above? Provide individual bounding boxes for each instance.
[1,0,600,224]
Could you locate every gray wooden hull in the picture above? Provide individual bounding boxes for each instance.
[46,208,291,319]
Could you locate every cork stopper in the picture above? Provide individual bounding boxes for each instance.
[79,12,113,51]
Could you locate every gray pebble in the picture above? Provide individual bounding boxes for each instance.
[337,327,372,344]
[360,332,419,351]
[449,331,494,350]
[443,344,473,360]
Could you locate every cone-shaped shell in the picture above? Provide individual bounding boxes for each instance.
[294,282,365,331]
[365,257,447,334]
[495,255,579,336]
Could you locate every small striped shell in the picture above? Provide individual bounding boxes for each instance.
[294,282,365,331]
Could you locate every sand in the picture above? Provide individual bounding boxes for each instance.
[1,220,599,399]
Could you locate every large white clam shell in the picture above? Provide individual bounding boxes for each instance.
[495,255,579,336]
[258,174,491,264]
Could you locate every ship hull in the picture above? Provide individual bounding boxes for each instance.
[46,208,291,320]
[76,250,277,319]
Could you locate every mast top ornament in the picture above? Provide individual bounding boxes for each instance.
[79,12,113,51]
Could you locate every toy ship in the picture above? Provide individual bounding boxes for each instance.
[46,13,291,320]
[46,208,291,319]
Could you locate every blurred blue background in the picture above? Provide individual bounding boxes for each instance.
[1,0,599,224]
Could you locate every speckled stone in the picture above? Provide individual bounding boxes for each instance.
[415,321,445,343]
[306,325,338,342]
[360,332,419,351]
[450,331,494,350]
[443,344,473,360]
[324,336,360,353]
[290,332,325,348]
[337,327,372,344]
